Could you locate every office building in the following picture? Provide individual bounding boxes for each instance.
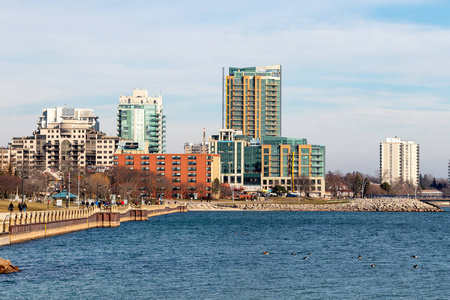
[225,65,281,140]
[380,137,420,185]
[117,89,166,153]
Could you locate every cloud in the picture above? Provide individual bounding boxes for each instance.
[0,0,449,177]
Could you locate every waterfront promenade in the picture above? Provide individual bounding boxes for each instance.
[0,204,186,247]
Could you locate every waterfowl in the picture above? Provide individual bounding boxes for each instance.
[411,255,418,258]
[303,257,308,260]
[358,255,362,259]
[413,265,418,269]
[308,252,312,256]
[262,251,269,255]
[291,252,296,255]
[371,264,375,268]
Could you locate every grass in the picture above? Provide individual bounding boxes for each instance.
[0,199,69,213]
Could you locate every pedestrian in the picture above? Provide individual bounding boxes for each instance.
[23,203,27,213]
[18,202,23,212]
[8,202,13,213]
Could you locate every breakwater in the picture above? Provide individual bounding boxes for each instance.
[0,204,186,247]
[187,198,444,212]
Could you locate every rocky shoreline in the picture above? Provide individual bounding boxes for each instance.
[187,198,444,212]
[0,258,21,274]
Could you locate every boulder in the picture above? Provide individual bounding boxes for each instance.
[0,257,21,274]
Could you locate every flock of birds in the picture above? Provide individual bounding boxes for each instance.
[261,251,419,269]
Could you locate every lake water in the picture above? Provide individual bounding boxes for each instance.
[1,210,449,299]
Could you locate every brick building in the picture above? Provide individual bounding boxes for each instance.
[114,145,220,199]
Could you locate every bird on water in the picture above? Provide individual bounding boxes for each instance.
[411,255,418,258]
[413,265,418,269]
[303,257,308,260]
[371,264,376,268]
[262,251,269,255]
[358,255,362,259]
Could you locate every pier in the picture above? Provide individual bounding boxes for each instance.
[0,204,187,246]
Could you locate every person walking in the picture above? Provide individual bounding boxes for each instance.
[18,203,23,212]
[23,203,27,213]
[8,202,13,213]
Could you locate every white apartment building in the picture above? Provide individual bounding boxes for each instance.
[10,118,120,174]
[380,137,420,185]
[38,107,99,131]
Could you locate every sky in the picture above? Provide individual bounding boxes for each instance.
[1,0,450,178]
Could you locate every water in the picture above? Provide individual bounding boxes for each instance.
[1,210,449,299]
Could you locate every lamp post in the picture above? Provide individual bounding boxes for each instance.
[21,174,28,204]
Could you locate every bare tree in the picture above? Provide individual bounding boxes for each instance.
[326,170,343,198]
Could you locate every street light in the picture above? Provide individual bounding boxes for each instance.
[21,174,29,205]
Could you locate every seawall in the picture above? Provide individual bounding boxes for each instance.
[0,204,187,247]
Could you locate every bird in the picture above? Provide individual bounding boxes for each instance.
[291,252,296,255]
[411,255,418,258]
[303,257,308,260]
[358,255,362,259]
[262,251,269,255]
[413,265,418,269]
[371,264,376,268]
[308,252,312,256]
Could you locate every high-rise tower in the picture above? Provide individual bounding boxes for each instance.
[117,89,166,153]
[225,65,281,140]
[380,137,420,185]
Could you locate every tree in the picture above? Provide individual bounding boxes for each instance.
[326,170,343,199]
[85,173,110,200]
[295,175,312,197]
[212,178,221,199]
[380,182,392,193]
[272,185,287,195]
[0,175,21,198]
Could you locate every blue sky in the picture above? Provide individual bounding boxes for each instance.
[1,0,450,178]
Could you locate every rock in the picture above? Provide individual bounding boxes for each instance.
[0,257,21,274]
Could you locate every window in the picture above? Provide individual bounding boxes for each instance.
[206,173,211,177]
[157,156,165,160]
[172,167,181,171]
[188,173,196,177]
[172,173,181,177]
[126,156,134,160]
[141,167,149,171]
[172,178,181,183]
[188,161,197,165]
[141,156,149,160]
[141,161,149,165]
[188,167,196,171]
[188,156,197,160]
[157,161,165,165]
[125,161,134,165]
[156,167,165,171]
[188,178,196,183]
[172,161,181,165]
[172,156,181,159]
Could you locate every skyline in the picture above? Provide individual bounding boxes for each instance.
[1,1,450,178]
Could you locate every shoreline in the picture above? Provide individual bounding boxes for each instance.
[187,198,445,212]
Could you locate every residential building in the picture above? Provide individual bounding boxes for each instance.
[114,142,220,199]
[38,107,99,131]
[260,136,326,197]
[0,147,12,173]
[209,129,251,187]
[209,130,325,196]
[380,137,420,185]
[184,128,209,154]
[10,118,120,174]
[225,65,281,140]
[117,89,166,153]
